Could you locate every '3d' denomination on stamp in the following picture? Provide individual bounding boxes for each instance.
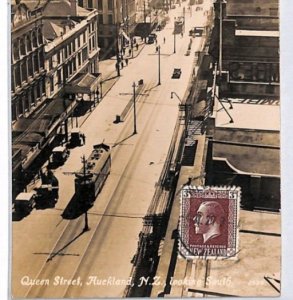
[179,186,240,260]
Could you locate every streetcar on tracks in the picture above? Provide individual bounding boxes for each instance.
[74,143,111,205]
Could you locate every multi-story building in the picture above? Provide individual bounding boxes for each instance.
[42,0,99,97]
[11,1,46,122]
[78,0,139,58]
[78,0,123,58]
[12,0,100,198]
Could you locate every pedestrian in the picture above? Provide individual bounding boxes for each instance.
[125,58,129,66]
[122,48,126,55]
[181,32,183,38]
[155,38,158,45]
[163,37,166,44]
[128,48,131,56]
[155,46,158,53]
[121,61,124,69]
[133,37,136,44]
[136,43,138,51]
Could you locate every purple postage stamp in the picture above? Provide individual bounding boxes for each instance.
[179,186,240,260]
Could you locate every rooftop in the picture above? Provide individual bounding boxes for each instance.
[215,98,280,131]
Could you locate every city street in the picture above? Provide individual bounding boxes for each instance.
[12,2,212,298]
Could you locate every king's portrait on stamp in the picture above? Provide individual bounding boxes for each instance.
[179,186,240,260]
[193,200,226,244]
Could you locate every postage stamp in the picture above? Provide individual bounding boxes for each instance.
[179,186,240,260]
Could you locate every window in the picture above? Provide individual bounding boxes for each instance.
[88,0,93,8]
[21,62,27,83]
[98,0,103,10]
[108,14,113,24]
[98,14,103,24]
[15,64,21,87]
[50,77,54,93]
[33,54,39,73]
[57,51,61,64]
[72,40,76,52]
[39,52,44,69]
[38,29,43,45]
[78,52,82,66]
[108,0,113,10]
[64,46,68,59]
[28,56,33,77]
[78,0,83,6]
[12,104,17,121]
[82,47,88,62]
[20,38,26,56]
[83,32,86,43]
[32,30,38,47]
[57,69,62,84]
[18,99,24,116]
[26,35,32,52]
[77,36,81,48]
[13,41,20,61]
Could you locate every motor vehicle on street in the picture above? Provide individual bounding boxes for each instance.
[69,128,84,147]
[14,192,36,213]
[49,146,70,167]
[172,68,182,79]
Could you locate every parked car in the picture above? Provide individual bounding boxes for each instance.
[49,146,70,167]
[14,192,36,213]
[69,128,84,147]
[172,68,182,79]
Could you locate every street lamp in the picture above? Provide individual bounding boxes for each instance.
[171,92,189,137]
[132,82,138,134]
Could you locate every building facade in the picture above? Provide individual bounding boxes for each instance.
[11,0,101,198]
[11,1,46,122]
[42,0,99,97]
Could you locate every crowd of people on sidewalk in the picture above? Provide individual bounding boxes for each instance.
[115,37,143,72]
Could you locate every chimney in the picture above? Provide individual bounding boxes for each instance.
[69,0,77,16]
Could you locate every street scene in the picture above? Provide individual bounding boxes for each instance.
[11,0,280,298]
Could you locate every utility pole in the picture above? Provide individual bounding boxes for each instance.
[81,155,90,232]
[143,1,146,23]
[158,45,161,85]
[219,0,223,76]
[173,23,176,53]
[115,22,121,77]
[132,82,137,134]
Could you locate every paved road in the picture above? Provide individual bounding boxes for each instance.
[12,2,211,298]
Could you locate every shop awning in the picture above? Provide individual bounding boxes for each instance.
[65,73,101,94]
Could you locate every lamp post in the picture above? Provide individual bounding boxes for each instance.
[132,82,137,134]
[171,92,189,137]
[173,19,176,53]
[115,23,121,77]
[158,45,161,85]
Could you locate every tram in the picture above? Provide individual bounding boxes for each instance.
[74,143,111,205]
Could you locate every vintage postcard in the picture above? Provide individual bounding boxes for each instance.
[179,186,240,260]
[10,0,281,298]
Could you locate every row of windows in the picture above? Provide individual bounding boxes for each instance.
[228,62,279,83]
[12,79,46,121]
[12,28,43,62]
[77,0,114,11]
[49,47,89,95]
[12,51,44,91]
[98,13,114,24]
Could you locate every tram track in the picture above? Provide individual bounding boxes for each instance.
[25,74,176,298]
